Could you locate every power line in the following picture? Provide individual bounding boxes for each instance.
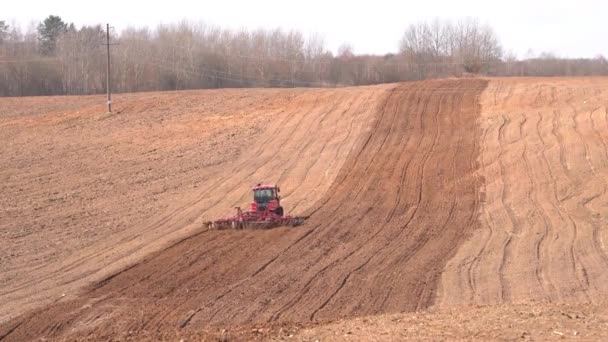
[106,50,549,91]
[0,57,68,64]
[133,50,336,88]
[0,49,107,64]
[122,35,505,69]
[4,36,604,94]
[125,47,515,89]
[127,49,329,87]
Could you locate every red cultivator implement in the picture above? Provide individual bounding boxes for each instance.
[205,184,306,230]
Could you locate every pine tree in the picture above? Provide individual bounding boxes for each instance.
[0,21,9,44]
[37,15,67,55]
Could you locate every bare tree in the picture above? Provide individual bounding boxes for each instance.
[399,18,502,77]
[56,25,104,94]
[2,16,608,97]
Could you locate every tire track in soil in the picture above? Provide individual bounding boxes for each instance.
[0,79,488,341]
[274,86,429,321]
[0,87,387,326]
[530,110,559,299]
[274,83,437,320]
[437,77,608,309]
[131,91,382,328]
[496,114,517,302]
[162,87,402,324]
[342,88,449,314]
[264,86,412,322]
[521,118,551,300]
[275,91,375,213]
[552,108,591,300]
[465,121,495,304]
[568,103,608,270]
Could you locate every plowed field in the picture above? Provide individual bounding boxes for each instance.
[439,78,608,307]
[1,78,607,341]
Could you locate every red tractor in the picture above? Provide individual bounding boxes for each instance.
[250,184,284,217]
[206,184,305,229]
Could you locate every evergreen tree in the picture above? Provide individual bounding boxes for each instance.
[37,15,67,55]
[0,20,9,44]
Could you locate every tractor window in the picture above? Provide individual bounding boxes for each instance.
[254,189,274,203]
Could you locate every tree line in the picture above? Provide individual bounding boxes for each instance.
[0,16,607,97]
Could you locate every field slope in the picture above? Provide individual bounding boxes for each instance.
[1,78,608,341]
[439,78,608,307]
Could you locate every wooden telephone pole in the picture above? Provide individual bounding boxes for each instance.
[105,23,112,113]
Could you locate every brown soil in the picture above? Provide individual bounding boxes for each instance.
[294,301,608,341]
[1,78,608,341]
[438,78,608,307]
[0,85,388,322]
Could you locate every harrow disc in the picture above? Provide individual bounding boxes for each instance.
[206,215,307,230]
[241,221,271,229]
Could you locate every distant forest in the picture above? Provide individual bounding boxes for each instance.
[1,16,607,96]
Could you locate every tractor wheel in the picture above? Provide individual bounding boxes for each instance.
[275,207,284,217]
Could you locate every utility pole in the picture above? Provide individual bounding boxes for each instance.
[105,23,112,113]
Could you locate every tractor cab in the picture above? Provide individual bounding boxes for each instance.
[250,184,283,216]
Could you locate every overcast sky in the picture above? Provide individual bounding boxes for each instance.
[5,0,607,58]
